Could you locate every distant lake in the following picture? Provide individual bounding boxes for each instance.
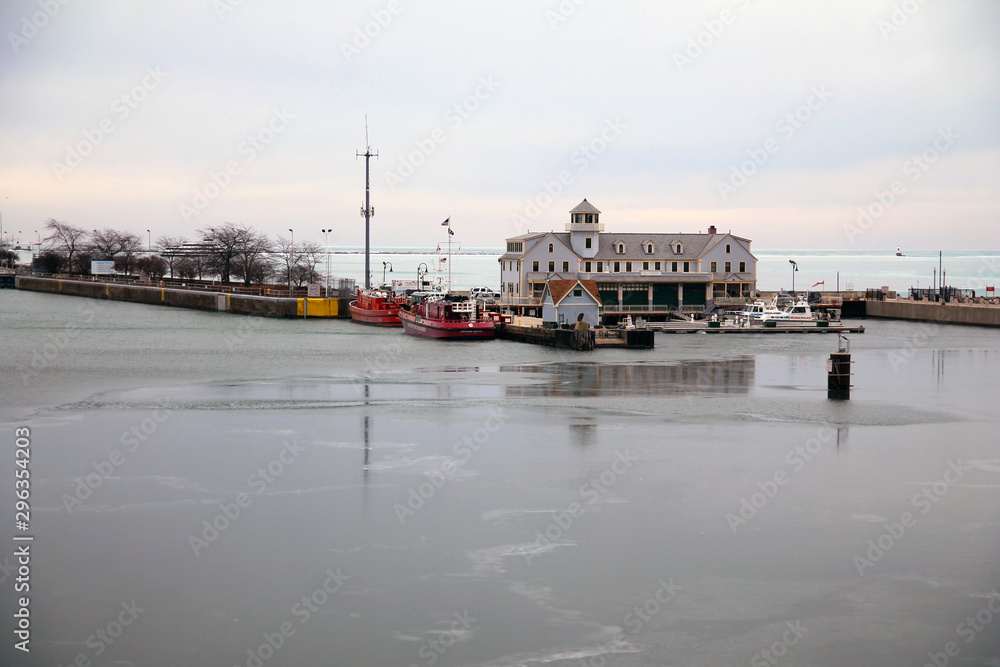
[325,247,1000,294]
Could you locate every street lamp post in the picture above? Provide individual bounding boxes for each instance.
[789,259,798,294]
[417,262,428,290]
[147,229,151,253]
[321,229,331,297]
[382,261,392,285]
[288,229,294,293]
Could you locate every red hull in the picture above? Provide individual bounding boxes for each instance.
[399,307,496,340]
[349,289,402,327]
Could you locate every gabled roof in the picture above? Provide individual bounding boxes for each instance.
[594,233,715,260]
[506,232,547,242]
[544,279,601,306]
[570,199,601,214]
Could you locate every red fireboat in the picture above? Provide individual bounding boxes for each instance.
[399,296,495,340]
[349,288,404,326]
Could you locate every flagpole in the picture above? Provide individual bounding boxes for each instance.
[447,216,452,291]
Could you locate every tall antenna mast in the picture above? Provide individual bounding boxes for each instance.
[357,115,378,289]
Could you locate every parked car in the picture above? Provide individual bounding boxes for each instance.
[470,286,500,299]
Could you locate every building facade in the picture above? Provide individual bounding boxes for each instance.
[498,199,756,318]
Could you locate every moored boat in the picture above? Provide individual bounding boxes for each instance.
[735,299,783,326]
[399,295,496,340]
[760,299,818,322]
[349,287,404,326]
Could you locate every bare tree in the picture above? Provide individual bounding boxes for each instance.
[72,251,94,275]
[274,234,302,291]
[117,231,143,275]
[156,235,188,278]
[134,255,167,281]
[291,241,323,287]
[43,219,87,273]
[89,228,126,260]
[175,258,198,280]
[199,223,264,284]
[234,230,271,287]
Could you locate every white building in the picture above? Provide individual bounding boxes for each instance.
[498,199,756,319]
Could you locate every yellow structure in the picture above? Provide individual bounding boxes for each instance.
[296,298,340,317]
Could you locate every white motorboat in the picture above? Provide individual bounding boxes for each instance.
[735,299,783,326]
[760,299,817,322]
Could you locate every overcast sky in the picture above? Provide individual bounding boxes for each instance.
[1,0,997,251]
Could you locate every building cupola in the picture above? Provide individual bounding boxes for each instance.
[567,198,603,258]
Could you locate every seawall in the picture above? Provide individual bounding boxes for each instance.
[865,299,1000,327]
[15,276,350,318]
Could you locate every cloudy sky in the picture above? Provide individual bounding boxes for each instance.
[1,0,997,252]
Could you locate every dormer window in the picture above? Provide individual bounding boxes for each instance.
[643,242,654,255]
[548,243,554,253]
[673,243,683,254]
[615,242,625,254]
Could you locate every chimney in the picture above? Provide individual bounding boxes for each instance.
[707,225,717,234]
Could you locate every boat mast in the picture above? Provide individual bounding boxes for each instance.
[357,116,377,289]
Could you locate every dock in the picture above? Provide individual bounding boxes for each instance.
[649,321,865,334]
[495,320,655,350]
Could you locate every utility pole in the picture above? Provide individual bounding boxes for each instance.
[357,117,377,290]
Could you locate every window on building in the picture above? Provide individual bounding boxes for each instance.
[683,262,690,272]
[726,244,731,253]
[548,243,554,253]
[573,288,582,297]
[614,261,620,272]
[710,261,717,273]
[597,262,603,273]
[586,214,594,224]
[505,241,523,253]
[673,243,683,254]
[671,261,678,272]
[562,261,569,273]
[585,261,591,272]
[725,261,732,272]
[642,261,648,270]
[625,262,632,272]
[575,214,584,224]
[616,243,625,254]
[654,261,660,270]
[548,261,555,272]
[585,237,592,249]
[739,261,746,273]
[532,260,539,272]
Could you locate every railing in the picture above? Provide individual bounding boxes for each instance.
[496,297,542,306]
[603,304,704,314]
[24,273,356,299]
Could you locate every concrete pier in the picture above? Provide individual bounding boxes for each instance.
[15,276,351,318]
[865,298,1000,327]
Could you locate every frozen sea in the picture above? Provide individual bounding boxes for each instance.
[1,288,998,666]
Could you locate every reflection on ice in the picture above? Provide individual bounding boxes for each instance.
[501,358,756,397]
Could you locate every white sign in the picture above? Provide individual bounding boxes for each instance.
[91,260,115,275]
[307,283,321,297]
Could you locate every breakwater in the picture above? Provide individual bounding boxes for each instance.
[15,276,349,318]
[865,298,1000,327]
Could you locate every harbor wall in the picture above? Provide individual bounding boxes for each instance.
[865,299,1000,327]
[497,324,596,350]
[15,276,348,318]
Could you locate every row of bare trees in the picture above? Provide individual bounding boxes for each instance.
[38,220,324,288]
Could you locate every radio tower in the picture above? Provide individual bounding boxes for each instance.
[357,116,378,289]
